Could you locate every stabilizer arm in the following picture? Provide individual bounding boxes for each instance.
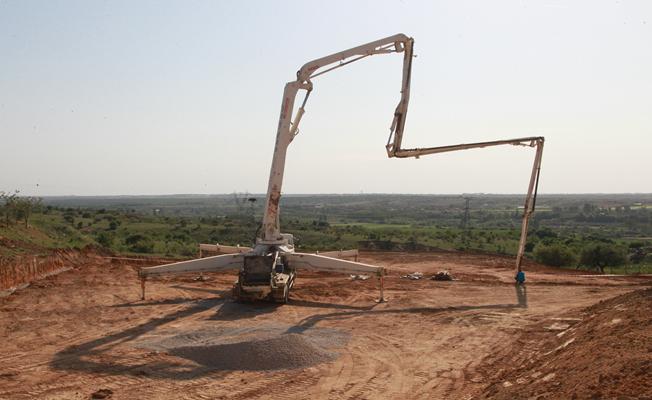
[287,252,388,302]
[139,253,244,278]
[138,253,244,300]
[314,249,359,261]
[199,243,252,255]
[287,253,384,275]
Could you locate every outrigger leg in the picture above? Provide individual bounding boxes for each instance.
[138,253,245,300]
[286,252,387,302]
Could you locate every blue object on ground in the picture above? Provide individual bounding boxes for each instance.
[515,271,526,284]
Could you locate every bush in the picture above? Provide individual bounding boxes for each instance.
[535,227,558,240]
[63,214,75,224]
[534,244,576,267]
[524,241,536,252]
[579,243,627,273]
[125,234,154,253]
[96,232,114,248]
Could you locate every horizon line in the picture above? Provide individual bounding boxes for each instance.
[38,192,652,198]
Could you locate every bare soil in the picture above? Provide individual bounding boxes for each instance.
[477,287,652,400]
[0,251,649,399]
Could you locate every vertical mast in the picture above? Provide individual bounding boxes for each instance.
[258,34,413,245]
[515,139,544,272]
[260,82,302,243]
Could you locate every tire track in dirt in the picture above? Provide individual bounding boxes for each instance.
[1,283,218,398]
[341,344,387,399]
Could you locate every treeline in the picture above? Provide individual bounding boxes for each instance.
[528,227,651,273]
[2,195,651,274]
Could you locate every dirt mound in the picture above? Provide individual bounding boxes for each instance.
[478,288,652,399]
[169,333,336,371]
[0,249,97,292]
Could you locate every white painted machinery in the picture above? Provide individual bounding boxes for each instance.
[139,33,544,302]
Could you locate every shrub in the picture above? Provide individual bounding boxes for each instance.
[96,232,114,248]
[125,234,154,253]
[63,214,75,224]
[180,244,197,257]
[535,227,558,240]
[534,244,576,267]
[524,241,536,252]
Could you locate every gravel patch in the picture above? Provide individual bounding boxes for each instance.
[135,324,349,371]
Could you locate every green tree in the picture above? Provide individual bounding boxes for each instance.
[534,244,576,267]
[63,214,75,224]
[0,190,19,226]
[96,232,114,248]
[125,234,154,253]
[535,227,558,240]
[628,242,648,264]
[580,244,627,273]
[1,193,42,226]
[524,241,536,252]
[583,203,595,213]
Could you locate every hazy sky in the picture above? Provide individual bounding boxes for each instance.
[1,0,650,196]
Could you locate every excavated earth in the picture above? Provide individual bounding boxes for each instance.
[0,251,650,399]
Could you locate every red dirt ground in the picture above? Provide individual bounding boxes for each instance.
[477,288,652,400]
[0,251,650,399]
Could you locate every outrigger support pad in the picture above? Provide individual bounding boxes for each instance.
[376,269,387,303]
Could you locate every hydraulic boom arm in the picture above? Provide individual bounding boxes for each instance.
[259,33,544,273]
[388,135,545,272]
[260,34,414,244]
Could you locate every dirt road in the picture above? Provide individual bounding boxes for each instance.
[0,252,648,399]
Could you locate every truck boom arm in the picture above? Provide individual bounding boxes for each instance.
[388,135,545,272]
[259,33,544,272]
[260,34,414,244]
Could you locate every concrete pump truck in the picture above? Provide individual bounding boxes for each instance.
[139,34,544,303]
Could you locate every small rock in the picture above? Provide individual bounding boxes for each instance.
[542,372,556,382]
[401,272,423,280]
[546,322,570,331]
[432,270,453,281]
[349,274,370,281]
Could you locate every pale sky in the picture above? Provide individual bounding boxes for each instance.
[1,0,650,196]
